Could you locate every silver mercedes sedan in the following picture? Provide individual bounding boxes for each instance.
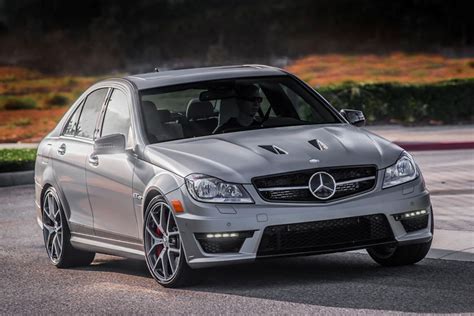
[35,65,433,287]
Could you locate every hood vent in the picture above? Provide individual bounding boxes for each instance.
[309,139,328,151]
[259,145,288,155]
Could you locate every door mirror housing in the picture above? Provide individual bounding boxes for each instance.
[340,109,366,127]
[94,134,126,155]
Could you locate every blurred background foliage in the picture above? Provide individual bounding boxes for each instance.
[0,0,473,143]
[0,0,472,74]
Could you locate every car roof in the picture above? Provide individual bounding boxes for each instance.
[124,64,287,90]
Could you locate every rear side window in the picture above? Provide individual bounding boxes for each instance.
[101,89,131,139]
[76,88,108,139]
[63,100,84,136]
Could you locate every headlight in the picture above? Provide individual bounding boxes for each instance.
[383,152,418,189]
[185,174,253,203]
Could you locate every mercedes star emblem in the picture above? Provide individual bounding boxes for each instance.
[309,171,337,200]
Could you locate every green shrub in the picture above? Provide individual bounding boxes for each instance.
[2,97,37,110]
[0,149,37,173]
[318,79,474,124]
[45,94,70,107]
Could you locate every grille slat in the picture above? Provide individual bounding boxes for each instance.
[253,166,377,202]
[257,214,394,257]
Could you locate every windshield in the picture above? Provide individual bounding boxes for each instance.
[139,76,341,143]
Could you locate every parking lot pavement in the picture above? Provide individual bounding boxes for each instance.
[0,149,473,314]
[1,186,473,314]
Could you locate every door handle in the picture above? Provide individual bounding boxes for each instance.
[88,154,99,166]
[57,143,66,155]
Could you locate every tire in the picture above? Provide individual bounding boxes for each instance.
[143,196,196,288]
[368,210,434,266]
[42,187,95,268]
[367,240,432,266]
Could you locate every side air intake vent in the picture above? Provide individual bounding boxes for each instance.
[259,145,288,155]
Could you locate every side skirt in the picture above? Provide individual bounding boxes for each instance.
[70,232,145,260]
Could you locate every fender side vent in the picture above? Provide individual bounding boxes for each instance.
[259,145,288,155]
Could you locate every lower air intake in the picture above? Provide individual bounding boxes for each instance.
[257,214,394,257]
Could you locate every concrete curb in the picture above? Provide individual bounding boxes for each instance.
[0,170,34,187]
[394,141,474,151]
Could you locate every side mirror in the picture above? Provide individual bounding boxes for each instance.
[340,109,366,127]
[93,133,126,155]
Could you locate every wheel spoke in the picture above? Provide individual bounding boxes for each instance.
[145,225,160,239]
[52,234,58,258]
[168,231,179,237]
[53,199,60,218]
[46,231,54,253]
[147,239,164,257]
[43,222,54,232]
[166,210,171,234]
[54,233,62,254]
[167,249,176,273]
[45,196,55,222]
[150,212,164,235]
[159,204,167,236]
[161,251,169,279]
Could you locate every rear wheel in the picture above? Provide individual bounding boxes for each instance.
[367,240,432,266]
[42,187,95,268]
[143,196,195,288]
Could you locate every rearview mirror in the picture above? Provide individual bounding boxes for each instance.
[93,133,125,155]
[340,109,366,127]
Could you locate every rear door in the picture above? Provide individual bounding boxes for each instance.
[53,88,109,234]
[86,88,140,241]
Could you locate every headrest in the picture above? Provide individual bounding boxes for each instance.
[186,99,214,120]
[141,101,172,123]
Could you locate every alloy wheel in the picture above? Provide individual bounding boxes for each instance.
[42,190,63,264]
[144,201,182,283]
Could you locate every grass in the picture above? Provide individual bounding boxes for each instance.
[0,149,37,173]
[287,53,474,86]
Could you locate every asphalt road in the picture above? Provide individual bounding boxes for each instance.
[1,150,473,314]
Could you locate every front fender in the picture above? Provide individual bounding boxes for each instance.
[132,158,184,239]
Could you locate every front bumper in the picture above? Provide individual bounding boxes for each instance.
[166,174,432,269]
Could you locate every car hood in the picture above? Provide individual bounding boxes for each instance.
[144,124,403,183]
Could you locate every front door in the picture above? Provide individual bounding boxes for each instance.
[86,88,139,241]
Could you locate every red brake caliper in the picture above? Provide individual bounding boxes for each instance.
[156,226,164,257]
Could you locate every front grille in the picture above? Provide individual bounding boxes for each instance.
[257,214,394,257]
[252,165,377,202]
[401,214,429,232]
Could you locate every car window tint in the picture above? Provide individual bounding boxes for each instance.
[63,100,84,136]
[76,88,108,139]
[101,89,130,139]
[139,76,339,144]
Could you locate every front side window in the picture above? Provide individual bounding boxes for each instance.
[76,88,108,139]
[101,89,130,139]
[139,76,340,144]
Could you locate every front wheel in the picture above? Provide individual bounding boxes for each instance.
[143,196,195,288]
[367,240,432,266]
